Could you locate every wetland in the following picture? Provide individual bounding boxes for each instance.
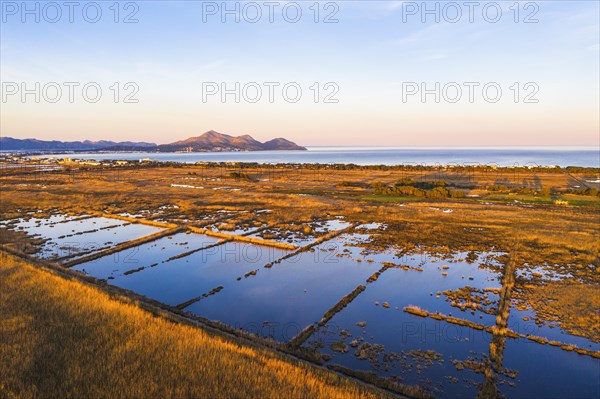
[1,160,598,398]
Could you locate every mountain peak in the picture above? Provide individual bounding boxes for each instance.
[202,130,229,138]
[159,131,305,152]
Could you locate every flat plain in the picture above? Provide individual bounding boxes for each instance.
[1,161,599,398]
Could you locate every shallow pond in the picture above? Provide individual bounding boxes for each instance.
[81,239,290,307]
[2,215,163,260]
[507,303,600,351]
[184,234,382,341]
[301,251,600,398]
[73,232,222,280]
[204,221,266,236]
[0,213,84,229]
[245,219,352,247]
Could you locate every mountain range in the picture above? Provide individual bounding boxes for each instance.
[0,131,306,152]
[0,137,155,151]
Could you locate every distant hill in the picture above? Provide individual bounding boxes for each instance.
[0,137,156,151]
[157,131,306,152]
[1,131,306,152]
[262,138,306,151]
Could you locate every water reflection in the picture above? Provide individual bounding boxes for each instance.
[477,252,516,399]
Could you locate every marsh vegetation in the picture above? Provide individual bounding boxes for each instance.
[1,161,598,398]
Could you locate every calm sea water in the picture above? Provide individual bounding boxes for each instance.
[37,147,599,167]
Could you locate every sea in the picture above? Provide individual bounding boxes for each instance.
[32,146,600,168]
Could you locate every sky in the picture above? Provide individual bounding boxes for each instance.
[1,0,599,146]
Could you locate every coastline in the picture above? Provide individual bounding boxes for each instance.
[6,147,598,168]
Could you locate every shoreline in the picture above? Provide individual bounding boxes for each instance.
[2,149,599,168]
